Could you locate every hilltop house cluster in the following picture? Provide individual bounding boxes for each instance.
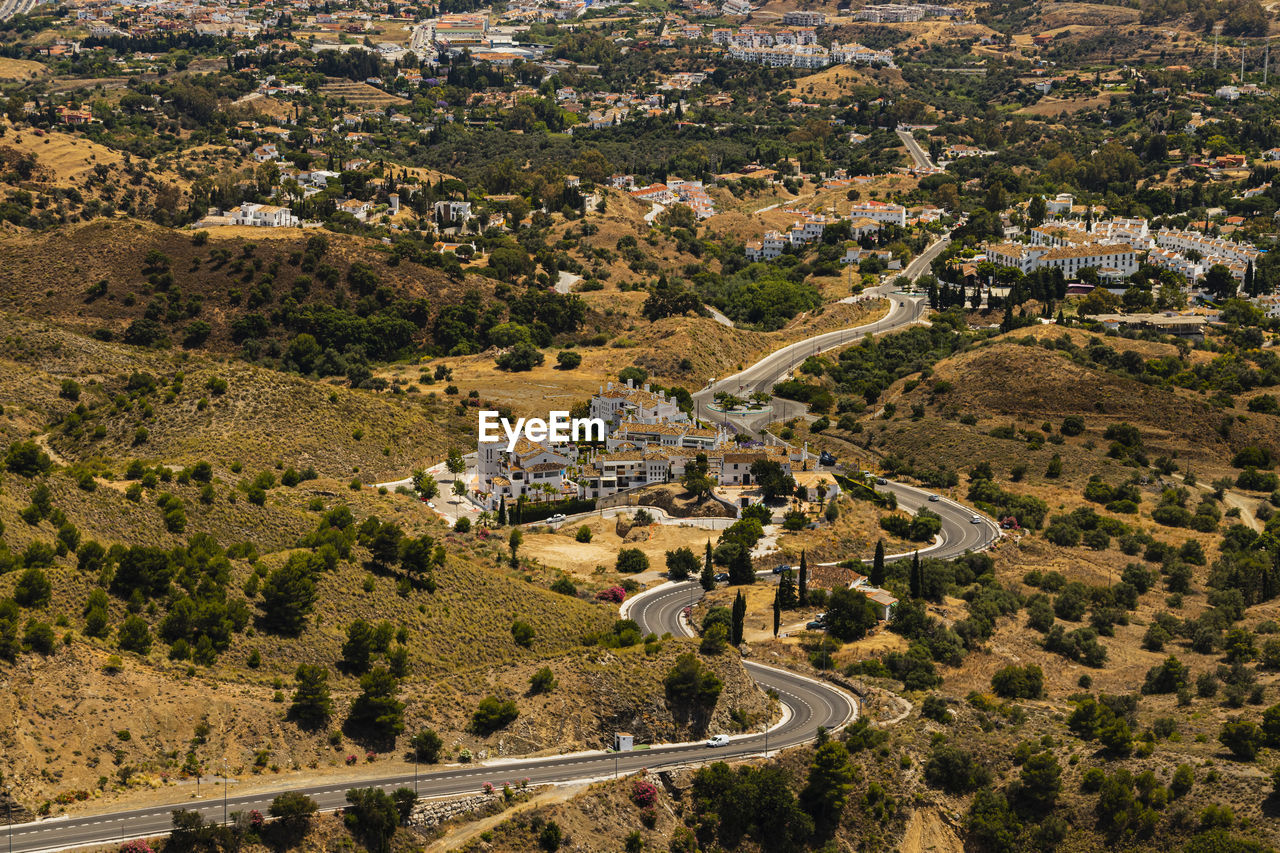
[745,201,907,261]
[981,193,1263,286]
[474,380,836,508]
[855,3,964,21]
[704,25,893,68]
[626,178,718,218]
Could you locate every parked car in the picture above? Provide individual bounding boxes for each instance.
[548,513,566,523]
[714,572,729,582]
[706,734,730,748]
[806,620,826,630]
[818,451,836,466]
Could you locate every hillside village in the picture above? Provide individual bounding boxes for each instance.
[3,0,1280,851]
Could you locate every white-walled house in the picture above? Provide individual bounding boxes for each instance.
[229,203,298,227]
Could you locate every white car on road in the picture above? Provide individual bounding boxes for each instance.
[706,734,730,747]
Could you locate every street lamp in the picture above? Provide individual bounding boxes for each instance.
[222,761,228,826]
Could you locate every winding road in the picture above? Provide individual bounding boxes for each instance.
[693,233,949,434]
[2,685,839,853]
[11,470,994,853]
[3,230,999,853]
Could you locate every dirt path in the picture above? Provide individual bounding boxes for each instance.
[1171,473,1263,533]
[33,433,69,466]
[425,783,589,852]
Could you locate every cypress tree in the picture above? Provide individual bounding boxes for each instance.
[909,550,921,600]
[798,550,809,606]
[728,546,754,586]
[700,541,715,591]
[772,591,781,637]
[731,591,746,645]
[871,539,886,586]
[778,569,798,609]
[496,496,506,526]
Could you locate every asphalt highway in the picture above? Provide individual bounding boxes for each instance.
[7,490,986,853]
[877,480,1001,559]
[6,231,979,852]
[896,128,938,172]
[4,689,839,853]
[693,234,949,434]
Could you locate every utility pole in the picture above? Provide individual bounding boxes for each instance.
[1213,23,1223,69]
[1265,39,1271,85]
[222,762,228,826]
[6,787,12,853]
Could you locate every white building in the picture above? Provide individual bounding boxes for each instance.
[589,379,687,431]
[984,241,1138,278]
[830,41,894,66]
[434,200,473,224]
[229,203,298,227]
[1044,193,1074,216]
[849,200,907,227]
[477,436,576,509]
[782,10,826,25]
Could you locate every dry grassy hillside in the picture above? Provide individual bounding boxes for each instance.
[0,320,777,810]
[0,220,498,353]
[0,313,468,481]
[896,339,1280,471]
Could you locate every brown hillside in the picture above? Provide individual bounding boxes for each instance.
[917,341,1280,466]
[0,313,470,481]
[0,220,515,354]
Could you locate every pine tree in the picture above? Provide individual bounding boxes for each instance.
[798,550,809,606]
[731,591,746,645]
[699,541,715,591]
[871,539,886,587]
[909,551,921,600]
[772,591,781,638]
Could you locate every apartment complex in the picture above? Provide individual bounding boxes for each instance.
[984,241,1139,279]
[745,203,906,261]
